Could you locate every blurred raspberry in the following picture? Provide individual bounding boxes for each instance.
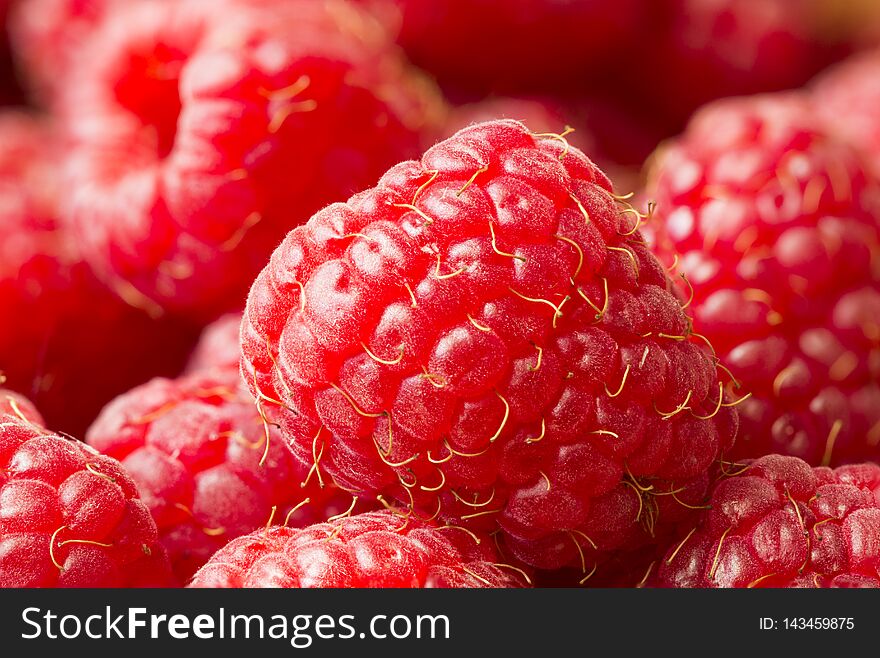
[645,93,880,466]
[812,48,880,177]
[0,407,173,587]
[190,510,528,587]
[0,111,198,436]
[86,368,358,583]
[242,119,738,572]
[60,0,445,321]
[653,455,880,587]
[0,384,45,426]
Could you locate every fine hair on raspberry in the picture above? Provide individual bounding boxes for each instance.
[242,119,739,574]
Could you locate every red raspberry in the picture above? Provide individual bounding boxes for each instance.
[0,386,45,426]
[653,454,880,588]
[0,408,172,587]
[189,510,528,587]
[645,93,880,466]
[0,111,197,436]
[186,312,244,375]
[9,0,113,103]
[241,119,738,571]
[378,0,642,96]
[60,0,444,320]
[86,368,358,583]
[812,48,880,177]
[445,96,661,194]
[640,0,848,126]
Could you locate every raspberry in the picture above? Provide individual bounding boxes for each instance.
[86,368,357,583]
[186,312,244,375]
[241,119,738,571]
[812,48,880,177]
[645,93,880,466]
[189,510,528,587]
[0,408,172,587]
[370,0,641,96]
[60,0,444,320]
[653,454,880,588]
[0,386,45,427]
[0,111,197,436]
[9,0,113,103]
[639,0,849,126]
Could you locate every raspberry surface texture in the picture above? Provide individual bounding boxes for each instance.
[812,48,880,177]
[0,409,172,587]
[60,0,443,320]
[86,368,353,582]
[645,93,880,466]
[653,454,880,588]
[0,387,45,427]
[189,510,527,587]
[0,111,197,436]
[241,119,738,571]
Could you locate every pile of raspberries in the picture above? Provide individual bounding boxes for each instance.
[1,0,879,589]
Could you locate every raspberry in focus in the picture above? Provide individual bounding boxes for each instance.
[189,510,528,587]
[0,405,173,587]
[653,454,880,588]
[241,119,739,572]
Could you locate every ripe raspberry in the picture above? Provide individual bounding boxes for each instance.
[645,93,880,466]
[653,454,880,588]
[0,408,172,587]
[445,96,661,195]
[0,385,45,427]
[0,111,197,436]
[60,0,444,320]
[189,510,527,587]
[372,0,641,96]
[186,312,244,375]
[86,368,357,583]
[9,0,113,103]
[639,0,849,126]
[812,48,880,177]
[241,119,738,571]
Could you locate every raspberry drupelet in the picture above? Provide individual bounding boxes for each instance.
[60,0,444,321]
[86,368,356,583]
[241,119,739,573]
[189,510,528,588]
[645,93,880,467]
[653,454,880,588]
[0,405,173,587]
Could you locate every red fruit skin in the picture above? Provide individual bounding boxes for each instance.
[9,0,113,103]
[189,510,527,588]
[86,368,357,583]
[653,454,880,588]
[0,388,46,427]
[363,0,642,97]
[812,49,880,178]
[0,411,173,587]
[60,0,444,321]
[0,111,198,436]
[242,119,738,572]
[645,93,880,467]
